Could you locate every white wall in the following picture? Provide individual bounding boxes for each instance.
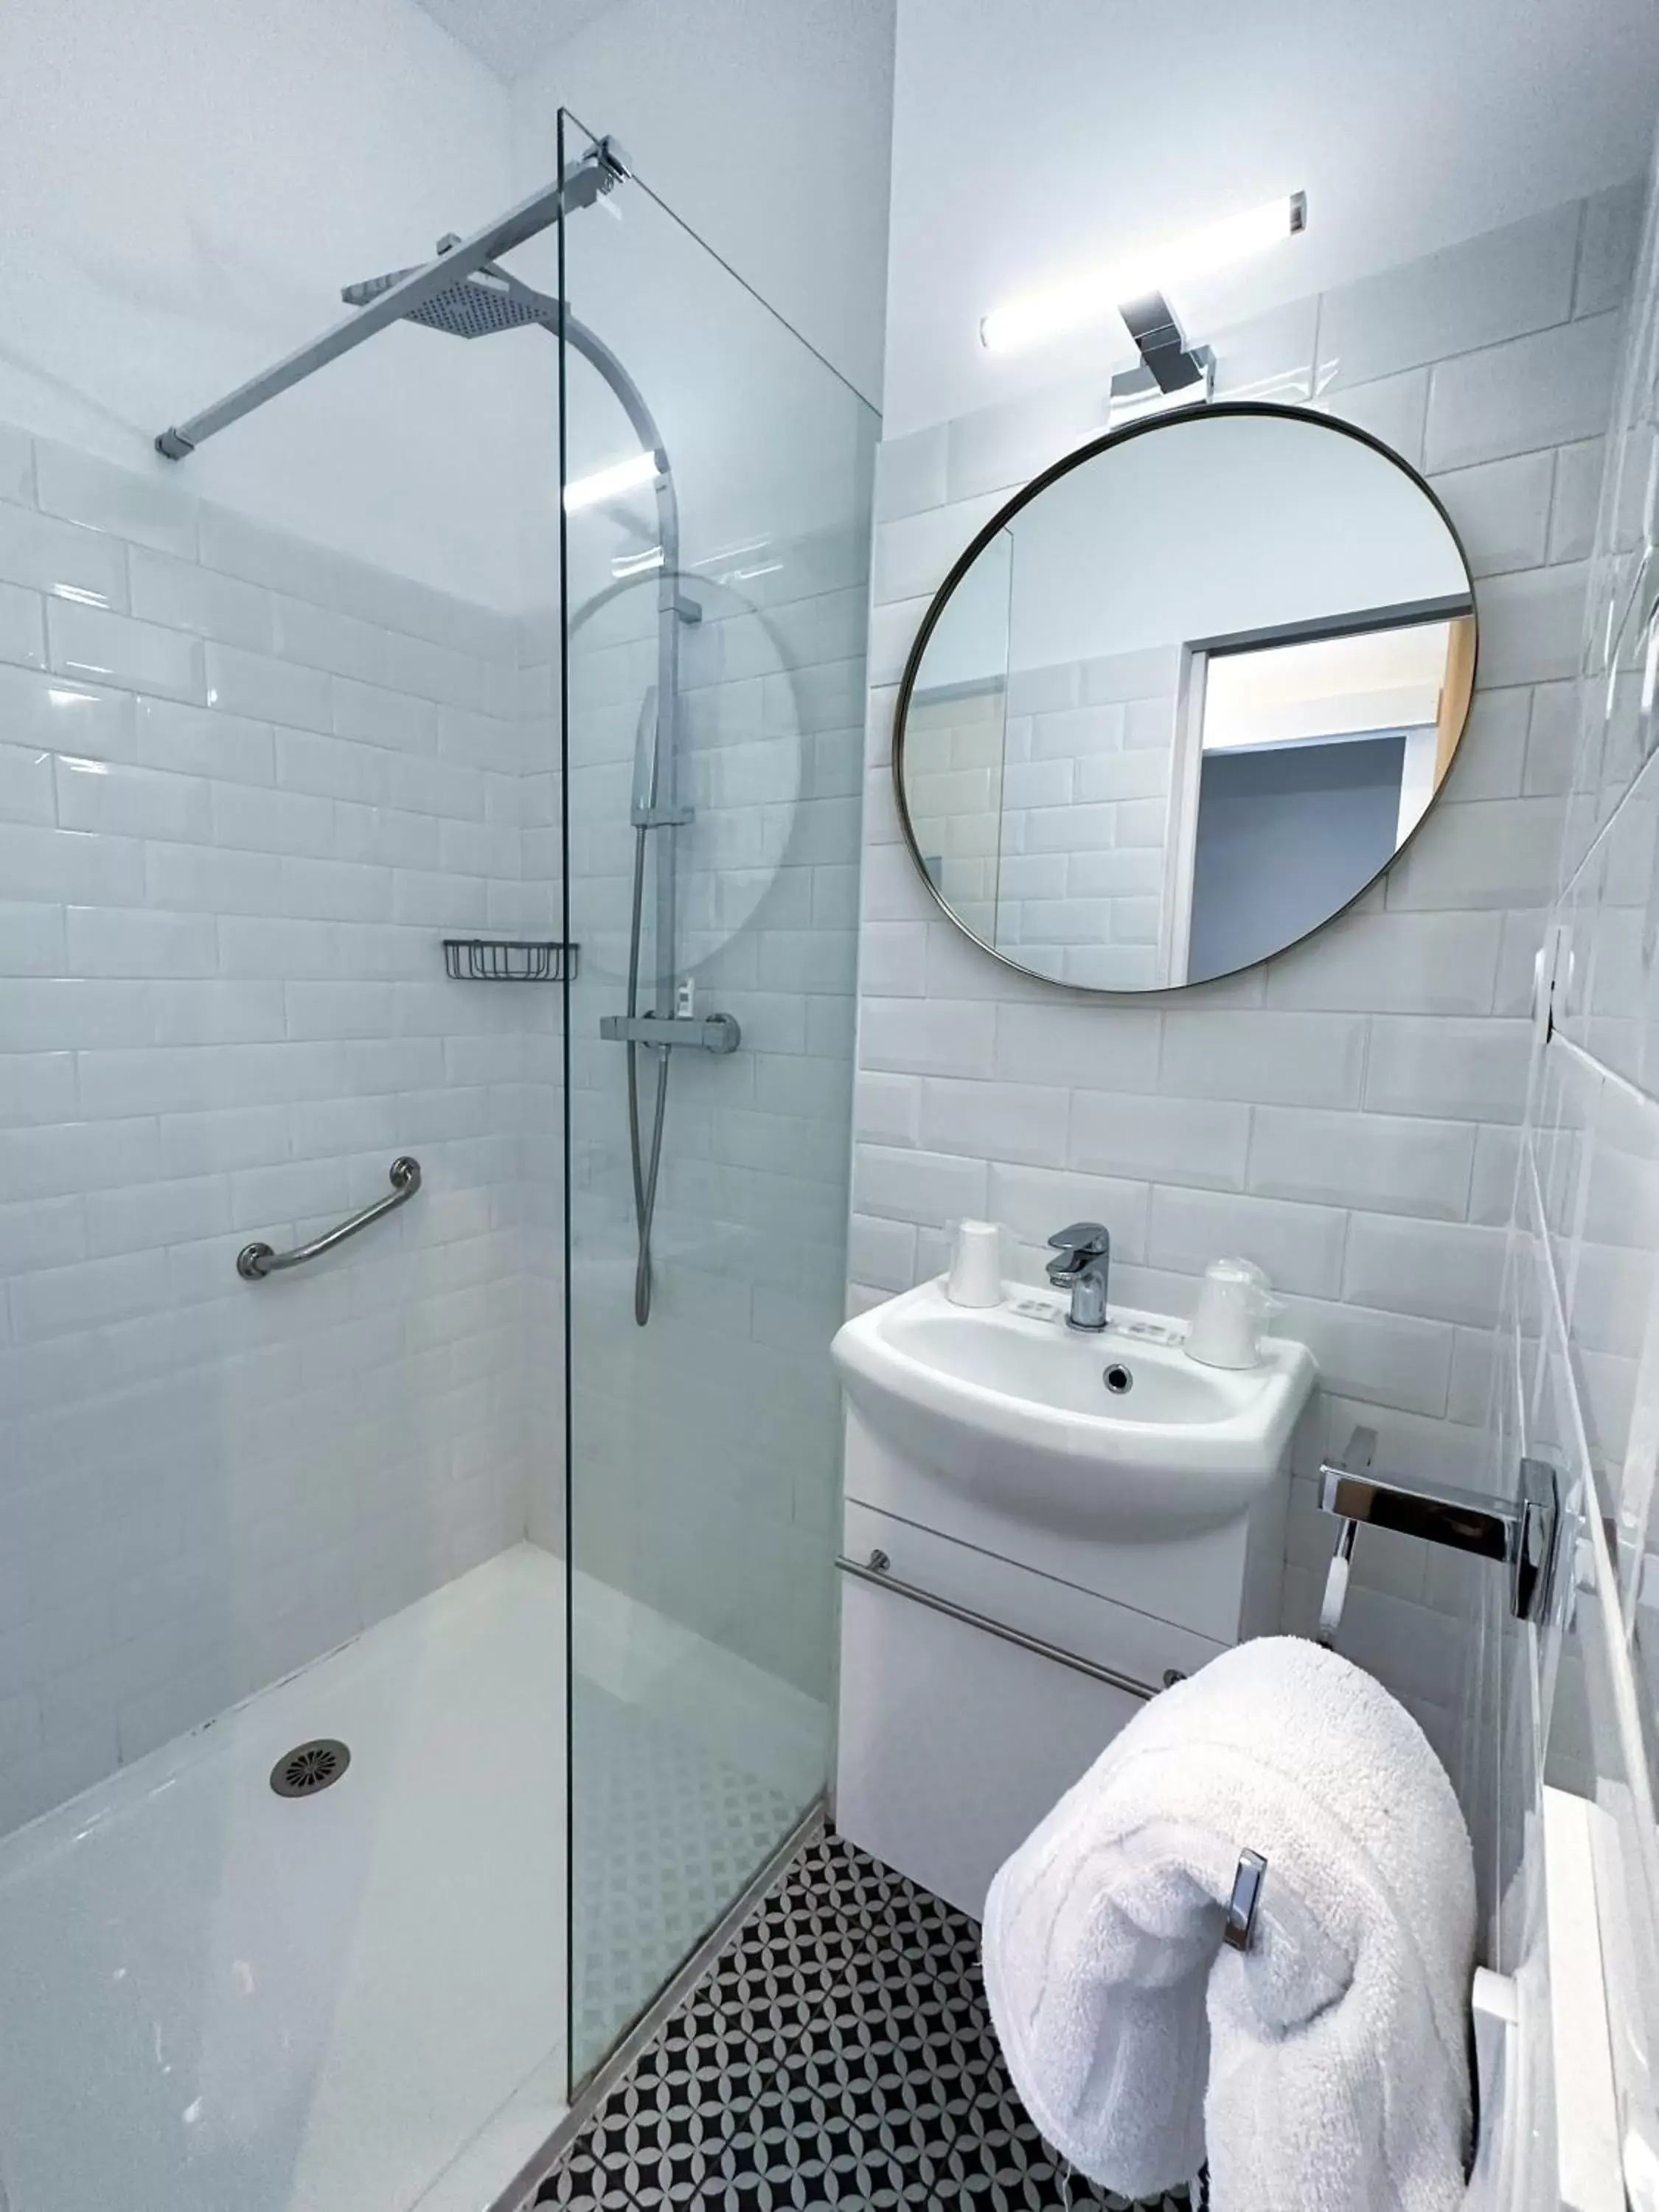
[0,0,542,607]
[508,0,896,407]
[852,184,1638,1757]
[885,0,1659,434]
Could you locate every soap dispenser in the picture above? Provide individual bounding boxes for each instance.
[1185,1258,1276,1368]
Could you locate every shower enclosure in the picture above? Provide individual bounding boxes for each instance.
[556,115,876,2081]
[0,114,874,2212]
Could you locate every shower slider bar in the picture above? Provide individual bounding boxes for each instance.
[237,1155,421,1280]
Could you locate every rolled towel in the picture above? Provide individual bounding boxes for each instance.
[981,1635,1475,2212]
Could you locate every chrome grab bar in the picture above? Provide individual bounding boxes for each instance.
[237,1155,421,1281]
[835,1551,1178,1701]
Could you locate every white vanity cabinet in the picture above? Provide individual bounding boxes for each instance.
[828,1282,1310,1919]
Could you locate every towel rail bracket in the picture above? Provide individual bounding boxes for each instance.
[1316,1431,1563,1641]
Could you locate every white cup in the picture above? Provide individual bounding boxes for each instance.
[1185,1257,1277,1368]
[945,1219,1003,1308]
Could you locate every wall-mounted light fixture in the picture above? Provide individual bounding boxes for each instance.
[978,191,1307,355]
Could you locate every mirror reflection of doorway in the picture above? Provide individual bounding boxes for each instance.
[1167,610,1475,984]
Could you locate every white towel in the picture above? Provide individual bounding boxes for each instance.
[981,1635,1475,2212]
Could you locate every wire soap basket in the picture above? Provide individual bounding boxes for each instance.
[442,939,578,984]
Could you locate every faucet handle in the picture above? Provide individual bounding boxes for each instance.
[1047,1221,1109,1263]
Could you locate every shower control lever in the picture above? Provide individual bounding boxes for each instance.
[1317,1429,1562,1630]
[600,1012,741,1054]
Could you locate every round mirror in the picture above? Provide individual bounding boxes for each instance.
[893,403,1476,991]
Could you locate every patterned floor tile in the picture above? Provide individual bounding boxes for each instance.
[534,1830,1191,2211]
[571,1680,799,2065]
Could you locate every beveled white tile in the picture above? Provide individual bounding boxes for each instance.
[1147,1184,1347,1296]
[1313,367,1429,467]
[1430,450,1553,576]
[55,757,211,843]
[204,641,328,731]
[1425,312,1621,473]
[852,1141,988,1225]
[1069,1090,1250,1190]
[1159,1009,1366,1107]
[0,427,34,508]
[128,549,271,651]
[873,494,1006,606]
[35,442,198,558]
[1574,176,1646,319]
[1343,1211,1508,1327]
[1249,1107,1475,1220]
[1320,202,1579,390]
[1365,1015,1532,1123]
[874,425,947,522]
[1548,438,1606,564]
[987,1160,1150,1264]
[0,502,128,612]
[1265,908,1503,1014]
[1383,793,1565,910]
[48,602,202,703]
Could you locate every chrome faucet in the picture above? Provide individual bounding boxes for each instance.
[1046,1221,1111,1332]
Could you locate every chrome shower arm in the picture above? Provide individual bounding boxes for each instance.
[154,139,630,459]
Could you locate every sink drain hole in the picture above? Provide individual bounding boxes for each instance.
[1103,1363,1133,1395]
[271,1738,350,1798]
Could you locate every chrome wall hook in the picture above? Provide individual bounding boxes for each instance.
[1224,1849,1267,1952]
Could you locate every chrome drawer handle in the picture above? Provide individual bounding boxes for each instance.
[836,1551,1164,1700]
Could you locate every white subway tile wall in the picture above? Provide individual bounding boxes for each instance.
[1470,147,1659,2174]
[851,179,1645,1755]
[0,431,554,1836]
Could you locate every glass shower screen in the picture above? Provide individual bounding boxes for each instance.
[556,114,877,2084]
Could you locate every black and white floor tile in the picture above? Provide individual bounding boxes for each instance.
[533,1829,1191,2211]
[570,1680,800,2062]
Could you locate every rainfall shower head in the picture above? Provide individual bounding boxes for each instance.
[341,242,557,339]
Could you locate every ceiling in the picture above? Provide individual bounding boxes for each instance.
[409,0,619,80]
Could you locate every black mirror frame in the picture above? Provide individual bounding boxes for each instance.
[889,398,1480,995]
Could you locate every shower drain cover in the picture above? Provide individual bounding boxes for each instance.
[270,1739,351,1798]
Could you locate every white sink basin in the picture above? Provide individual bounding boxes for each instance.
[831,1278,1316,1542]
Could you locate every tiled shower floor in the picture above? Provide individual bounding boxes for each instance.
[0,1544,821,2212]
[532,1832,1191,2212]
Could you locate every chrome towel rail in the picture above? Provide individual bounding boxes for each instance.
[237,1156,421,1281]
[835,1551,1175,1701]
